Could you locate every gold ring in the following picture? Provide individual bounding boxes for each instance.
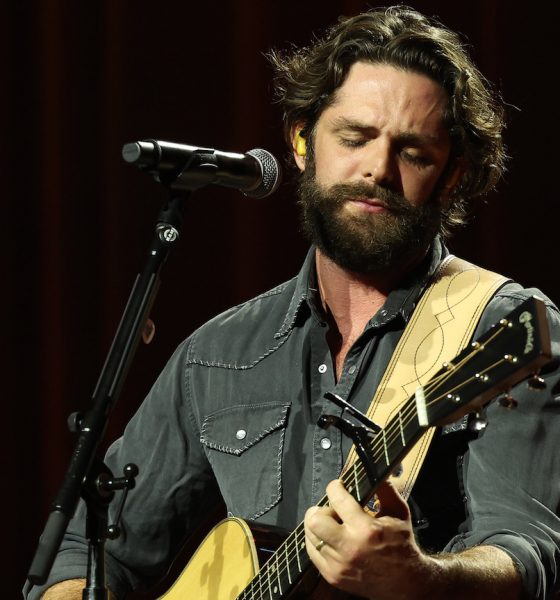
[315,539,326,552]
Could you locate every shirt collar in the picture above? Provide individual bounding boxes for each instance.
[275,238,448,337]
[375,236,447,327]
[275,247,317,338]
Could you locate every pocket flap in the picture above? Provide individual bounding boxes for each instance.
[200,402,290,456]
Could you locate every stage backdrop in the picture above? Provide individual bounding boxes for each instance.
[5,1,556,598]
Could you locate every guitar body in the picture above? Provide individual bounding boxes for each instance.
[158,517,350,599]
[159,517,258,600]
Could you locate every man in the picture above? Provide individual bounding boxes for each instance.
[29,6,560,599]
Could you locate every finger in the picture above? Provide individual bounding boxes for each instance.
[375,479,410,521]
[305,530,332,559]
[369,515,413,547]
[304,511,336,563]
[305,504,337,523]
[304,504,341,548]
[326,479,368,525]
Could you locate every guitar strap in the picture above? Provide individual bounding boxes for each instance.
[342,255,508,500]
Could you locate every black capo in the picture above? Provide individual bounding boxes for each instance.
[318,392,381,486]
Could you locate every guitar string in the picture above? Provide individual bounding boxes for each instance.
[239,325,510,598]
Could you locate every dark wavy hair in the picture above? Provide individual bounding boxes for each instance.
[269,6,507,235]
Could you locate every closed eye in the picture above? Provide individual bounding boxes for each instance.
[401,151,433,168]
[339,137,368,148]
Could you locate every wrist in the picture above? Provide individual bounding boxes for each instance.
[412,553,449,600]
[365,552,446,600]
[413,546,523,600]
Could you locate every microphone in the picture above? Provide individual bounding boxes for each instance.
[122,139,282,199]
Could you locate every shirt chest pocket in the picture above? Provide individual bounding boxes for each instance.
[200,402,290,520]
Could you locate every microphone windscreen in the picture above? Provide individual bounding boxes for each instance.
[245,148,282,199]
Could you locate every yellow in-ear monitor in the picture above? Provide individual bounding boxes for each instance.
[296,132,307,156]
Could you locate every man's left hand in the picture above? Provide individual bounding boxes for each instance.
[304,478,436,599]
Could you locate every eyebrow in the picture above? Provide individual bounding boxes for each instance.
[329,116,444,146]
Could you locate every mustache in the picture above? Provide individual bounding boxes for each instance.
[325,181,414,214]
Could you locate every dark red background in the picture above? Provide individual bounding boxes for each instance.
[5,2,556,597]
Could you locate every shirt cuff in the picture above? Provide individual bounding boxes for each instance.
[445,530,549,599]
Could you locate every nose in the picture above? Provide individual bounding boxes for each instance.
[361,139,396,187]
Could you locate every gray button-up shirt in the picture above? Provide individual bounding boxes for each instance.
[26,239,560,599]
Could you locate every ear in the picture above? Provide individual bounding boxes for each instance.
[290,124,307,172]
[439,158,465,207]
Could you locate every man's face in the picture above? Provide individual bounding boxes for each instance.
[295,62,454,274]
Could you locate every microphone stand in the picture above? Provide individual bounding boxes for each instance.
[26,189,188,599]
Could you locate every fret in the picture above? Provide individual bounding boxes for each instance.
[295,527,303,573]
[275,550,282,596]
[398,409,405,446]
[256,559,264,600]
[240,566,254,599]
[249,578,258,600]
[266,557,273,600]
[382,429,390,465]
[284,540,292,585]
[386,406,413,467]
[354,464,361,502]
[260,562,266,600]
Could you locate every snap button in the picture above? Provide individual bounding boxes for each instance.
[235,429,247,440]
[320,437,332,450]
[348,365,356,374]
[318,364,327,374]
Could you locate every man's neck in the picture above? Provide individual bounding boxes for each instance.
[315,248,427,342]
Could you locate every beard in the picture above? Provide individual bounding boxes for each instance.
[297,163,442,275]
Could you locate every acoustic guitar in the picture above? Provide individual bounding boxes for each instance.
[158,296,551,600]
